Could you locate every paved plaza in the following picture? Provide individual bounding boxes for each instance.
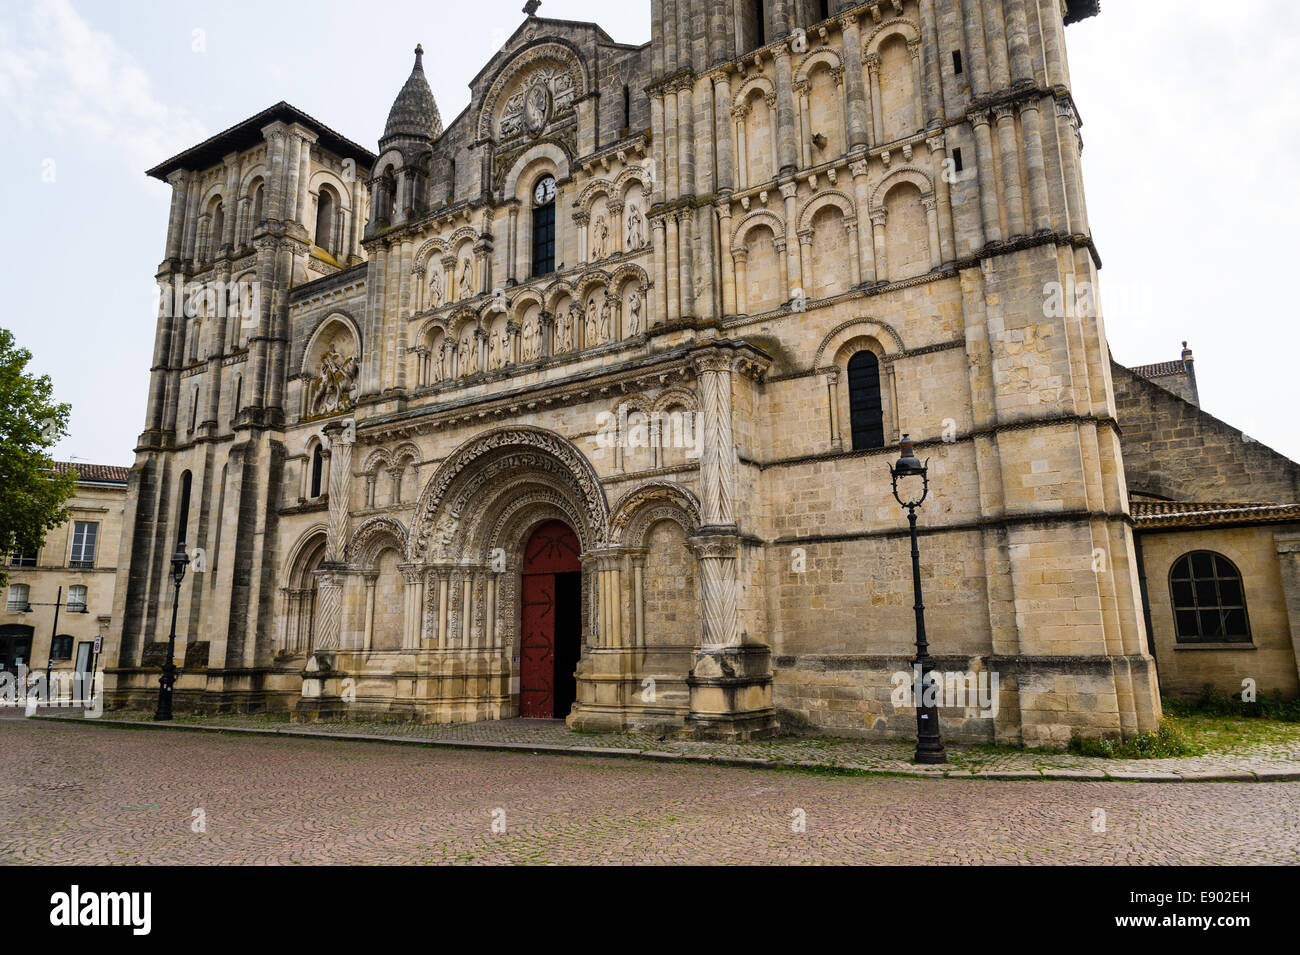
[2,715,1298,865]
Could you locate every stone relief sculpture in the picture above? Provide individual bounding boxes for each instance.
[555,306,571,353]
[592,215,609,260]
[599,291,613,343]
[529,316,543,360]
[584,296,599,347]
[457,331,475,375]
[458,257,474,300]
[626,203,644,249]
[627,286,643,336]
[311,346,359,415]
[429,268,443,308]
[437,339,451,381]
[488,326,502,369]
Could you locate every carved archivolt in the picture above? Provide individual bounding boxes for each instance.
[730,208,786,253]
[609,481,701,546]
[408,426,609,560]
[733,74,777,113]
[813,317,907,368]
[478,40,588,141]
[348,515,408,570]
[793,47,844,84]
[870,166,934,209]
[798,190,857,232]
[864,16,920,57]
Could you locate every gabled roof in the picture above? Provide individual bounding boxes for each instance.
[1130,360,1187,379]
[1132,501,1300,529]
[49,461,130,485]
[146,101,376,182]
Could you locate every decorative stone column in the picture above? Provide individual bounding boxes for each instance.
[685,348,777,740]
[870,208,889,284]
[839,12,869,150]
[717,199,736,315]
[849,157,876,284]
[300,418,353,718]
[1275,534,1300,689]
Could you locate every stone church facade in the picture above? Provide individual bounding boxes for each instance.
[106,0,1185,744]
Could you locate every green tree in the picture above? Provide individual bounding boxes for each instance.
[0,327,76,588]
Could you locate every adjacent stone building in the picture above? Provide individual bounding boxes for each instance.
[107,0,1207,743]
[2,463,128,690]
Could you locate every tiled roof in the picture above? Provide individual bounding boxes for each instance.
[1132,500,1300,529]
[1130,360,1186,379]
[146,101,376,182]
[49,461,130,485]
[383,46,443,144]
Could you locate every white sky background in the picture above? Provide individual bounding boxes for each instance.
[0,0,1295,469]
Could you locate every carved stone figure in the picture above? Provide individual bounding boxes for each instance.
[626,203,644,248]
[437,338,450,381]
[429,269,443,308]
[599,291,613,342]
[311,345,359,415]
[592,215,609,260]
[459,257,474,300]
[584,296,598,347]
[488,326,502,368]
[627,286,642,336]
[457,331,474,375]
[556,306,571,352]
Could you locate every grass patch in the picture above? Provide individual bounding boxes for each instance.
[1070,718,1204,759]
[1163,686,1300,722]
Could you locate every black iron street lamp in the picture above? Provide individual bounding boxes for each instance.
[889,434,946,765]
[153,544,190,722]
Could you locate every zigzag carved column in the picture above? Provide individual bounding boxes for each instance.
[685,347,777,740]
[298,419,354,720]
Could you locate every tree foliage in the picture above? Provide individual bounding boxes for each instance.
[0,327,77,587]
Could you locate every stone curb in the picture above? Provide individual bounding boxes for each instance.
[26,715,1300,784]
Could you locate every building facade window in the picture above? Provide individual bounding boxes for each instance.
[847,350,885,451]
[1169,551,1251,643]
[67,585,88,613]
[50,634,74,660]
[177,470,193,548]
[531,175,557,277]
[310,446,324,498]
[7,584,29,612]
[9,546,36,567]
[69,522,98,569]
[315,186,337,254]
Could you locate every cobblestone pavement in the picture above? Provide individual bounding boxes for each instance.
[3,716,1298,864]
[42,707,1300,781]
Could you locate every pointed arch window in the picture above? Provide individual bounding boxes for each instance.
[847,350,884,450]
[315,186,336,253]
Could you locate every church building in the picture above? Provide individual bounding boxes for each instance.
[104,0,1300,743]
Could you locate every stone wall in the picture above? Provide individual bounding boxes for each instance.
[1113,361,1300,504]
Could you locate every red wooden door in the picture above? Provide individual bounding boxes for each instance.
[520,521,581,718]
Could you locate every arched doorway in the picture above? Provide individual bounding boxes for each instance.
[520,520,582,718]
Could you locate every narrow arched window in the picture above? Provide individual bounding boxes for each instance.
[251,182,265,229]
[531,174,557,277]
[210,200,225,255]
[232,376,242,421]
[1170,551,1251,643]
[177,470,192,548]
[310,446,324,498]
[847,350,884,450]
[315,187,335,252]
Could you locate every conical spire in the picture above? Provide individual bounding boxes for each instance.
[382,44,443,144]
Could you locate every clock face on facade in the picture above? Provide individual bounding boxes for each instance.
[534,175,556,205]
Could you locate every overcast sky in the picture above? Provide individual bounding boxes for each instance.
[1,0,1296,469]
